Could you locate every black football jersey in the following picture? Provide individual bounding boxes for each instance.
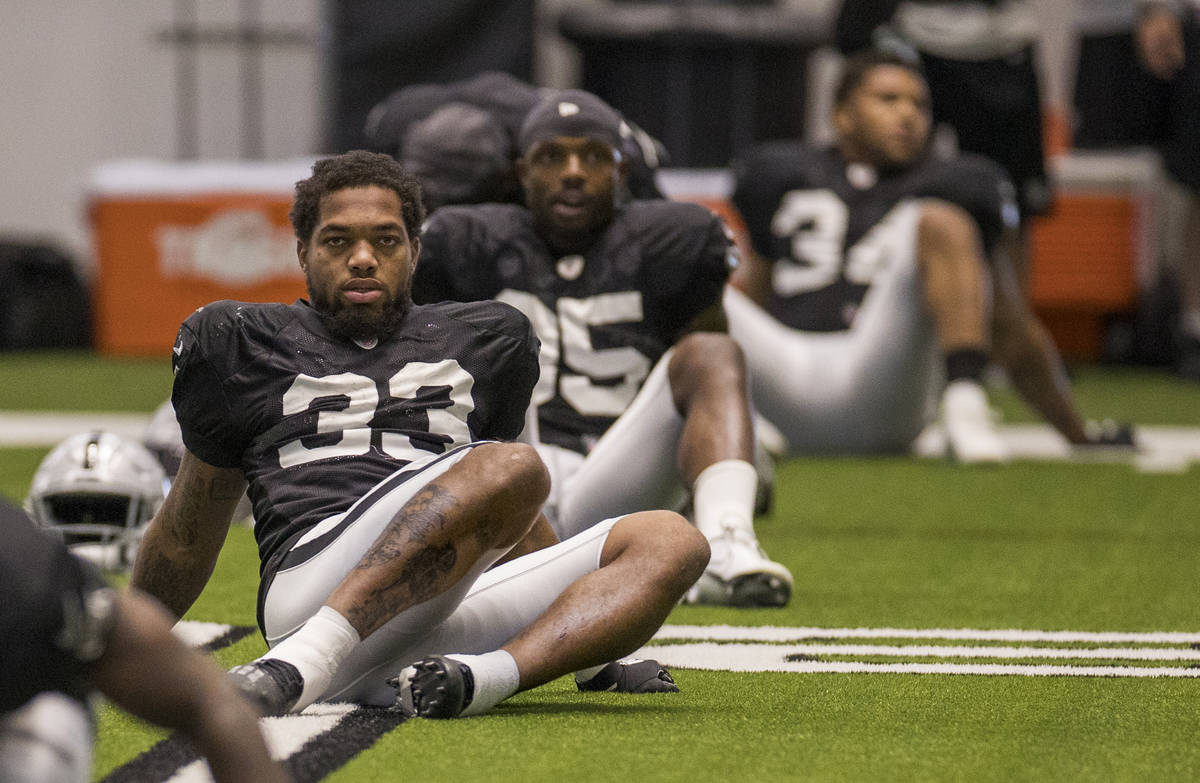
[171,298,539,569]
[732,143,1017,332]
[1,501,113,713]
[413,200,733,454]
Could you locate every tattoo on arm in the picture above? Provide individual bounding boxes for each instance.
[134,549,195,619]
[132,457,243,619]
[164,473,241,547]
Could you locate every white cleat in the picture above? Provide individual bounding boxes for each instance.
[685,526,793,608]
[940,379,1010,465]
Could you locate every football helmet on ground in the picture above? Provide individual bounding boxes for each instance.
[24,431,165,570]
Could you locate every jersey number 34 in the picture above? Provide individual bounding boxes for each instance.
[770,189,910,296]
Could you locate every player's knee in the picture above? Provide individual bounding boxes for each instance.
[470,442,551,514]
[610,510,709,588]
[917,200,980,249]
[670,332,747,388]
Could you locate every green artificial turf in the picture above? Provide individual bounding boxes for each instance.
[0,351,171,411]
[2,357,1198,782]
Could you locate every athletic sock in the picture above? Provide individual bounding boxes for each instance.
[691,459,758,541]
[944,348,989,383]
[446,650,519,717]
[263,606,361,711]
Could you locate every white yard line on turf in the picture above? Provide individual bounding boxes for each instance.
[0,411,150,446]
[165,704,356,783]
[645,626,1200,678]
[912,423,1200,472]
[4,414,1198,469]
[656,624,1200,644]
[639,642,1200,678]
[678,641,1200,661]
[172,621,237,649]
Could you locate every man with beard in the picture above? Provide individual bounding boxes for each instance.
[413,90,793,608]
[130,150,708,719]
[726,50,1127,461]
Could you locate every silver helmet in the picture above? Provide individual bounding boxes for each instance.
[25,430,166,570]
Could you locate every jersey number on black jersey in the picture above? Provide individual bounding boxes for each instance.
[771,189,908,298]
[496,289,651,418]
[277,360,475,468]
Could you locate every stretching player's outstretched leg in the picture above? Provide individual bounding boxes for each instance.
[915,201,1009,464]
[665,333,793,607]
[392,510,708,718]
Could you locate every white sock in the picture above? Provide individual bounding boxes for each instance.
[692,459,758,541]
[1182,309,1200,341]
[446,650,519,717]
[264,606,360,711]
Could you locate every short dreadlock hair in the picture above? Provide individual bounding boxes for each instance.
[290,150,426,243]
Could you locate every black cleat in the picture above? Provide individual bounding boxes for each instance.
[389,655,474,719]
[576,659,679,693]
[227,658,303,716]
[727,572,791,608]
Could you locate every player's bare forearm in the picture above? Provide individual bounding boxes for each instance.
[130,451,245,619]
[91,590,288,783]
[989,239,1089,445]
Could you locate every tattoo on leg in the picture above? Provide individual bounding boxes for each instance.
[343,543,459,632]
[340,478,520,632]
[355,484,458,570]
[472,515,503,549]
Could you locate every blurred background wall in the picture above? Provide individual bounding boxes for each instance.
[0,0,1084,279]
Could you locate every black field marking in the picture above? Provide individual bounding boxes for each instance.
[104,626,406,782]
[101,705,406,782]
[199,624,257,653]
[99,736,201,783]
[284,706,407,783]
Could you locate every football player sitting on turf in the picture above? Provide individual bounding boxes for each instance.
[130,150,707,720]
[726,49,1132,462]
[412,89,793,608]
